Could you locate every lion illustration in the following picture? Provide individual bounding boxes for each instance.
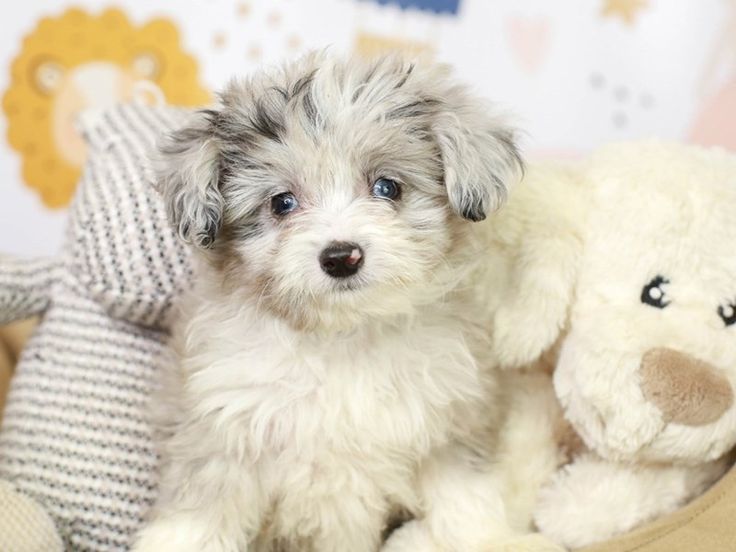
[2,7,210,208]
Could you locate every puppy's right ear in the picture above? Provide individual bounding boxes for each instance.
[432,103,523,223]
[157,110,223,249]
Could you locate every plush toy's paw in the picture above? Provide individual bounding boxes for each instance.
[533,454,647,549]
[534,455,721,550]
[133,515,243,552]
[492,304,558,368]
[0,480,63,552]
[534,472,608,550]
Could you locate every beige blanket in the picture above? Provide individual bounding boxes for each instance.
[0,320,35,425]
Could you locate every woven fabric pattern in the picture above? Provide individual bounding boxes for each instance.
[0,256,62,325]
[0,103,193,551]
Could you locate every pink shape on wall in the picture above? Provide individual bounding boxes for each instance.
[505,16,552,74]
[689,81,736,151]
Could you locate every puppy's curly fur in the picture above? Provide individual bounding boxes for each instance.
[133,52,551,552]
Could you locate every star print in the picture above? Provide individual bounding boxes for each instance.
[601,0,648,25]
[236,2,251,18]
[212,32,227,50]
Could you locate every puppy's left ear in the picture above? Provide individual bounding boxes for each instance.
[434,104,523,222]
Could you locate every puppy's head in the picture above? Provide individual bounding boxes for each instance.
[158,52,522,330]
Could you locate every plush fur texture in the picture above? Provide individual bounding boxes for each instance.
[490,142,736,549]
[132,52,562,552]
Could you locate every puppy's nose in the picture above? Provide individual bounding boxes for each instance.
[319,241,364,278]
[639,347,733,426]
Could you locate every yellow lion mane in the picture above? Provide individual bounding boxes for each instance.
[2,8,210,208]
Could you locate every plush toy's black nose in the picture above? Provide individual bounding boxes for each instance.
[319,241,364,278]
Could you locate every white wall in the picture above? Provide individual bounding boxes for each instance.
[0,0,734,256]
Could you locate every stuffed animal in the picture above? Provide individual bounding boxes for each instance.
[0,103,192,551]
[491,142,736,550]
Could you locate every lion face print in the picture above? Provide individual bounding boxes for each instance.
[2,7,210,208]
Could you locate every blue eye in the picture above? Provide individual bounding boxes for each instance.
[371,178,401,200]
[271,192,299,216]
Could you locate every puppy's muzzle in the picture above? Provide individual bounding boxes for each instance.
[639,347,734,426]
[320,241,364,278]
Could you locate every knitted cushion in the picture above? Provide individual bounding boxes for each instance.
[71,104,193,329]
[0,102,195,551]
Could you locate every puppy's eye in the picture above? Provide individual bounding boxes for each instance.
[641,275,670,309]
[372,178,401,200]
[718,301,736,327]
[271,192,299,216]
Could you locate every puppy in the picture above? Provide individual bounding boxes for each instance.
[133,52,556,552]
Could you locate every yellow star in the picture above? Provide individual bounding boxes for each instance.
[602,0,648,25]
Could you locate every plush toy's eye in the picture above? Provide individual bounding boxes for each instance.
[371,178,401,200]
[641,275,670,309]
[718,302,736,327]
[271,192,299,216]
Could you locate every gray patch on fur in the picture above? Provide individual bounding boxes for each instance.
[250,96,286,143]
[394,63,415,90]
[386,98,441,121]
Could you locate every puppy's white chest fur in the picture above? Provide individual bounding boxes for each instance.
[175,297,485,543]
[188,300,480,445]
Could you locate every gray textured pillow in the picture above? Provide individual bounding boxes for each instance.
[72,104,194,328]
[0,102,193,551]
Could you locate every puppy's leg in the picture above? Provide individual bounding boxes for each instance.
[493,371,570,531]
[308,492,385,552]
[383,446,564,551]
[533,453,729,549]
[132,449,262,552]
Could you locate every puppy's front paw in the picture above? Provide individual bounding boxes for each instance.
[383,522,564,552]
[382,521,439,552]
[132,515,242,552]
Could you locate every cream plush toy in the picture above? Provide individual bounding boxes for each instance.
[491,142,736,550]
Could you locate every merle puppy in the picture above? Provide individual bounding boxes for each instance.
[134,52,558,552]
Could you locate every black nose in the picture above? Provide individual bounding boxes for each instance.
[319,241,364,278]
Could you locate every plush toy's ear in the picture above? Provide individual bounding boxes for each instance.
[491,164,587,369]
[433,103,523,221]
[156,110,224,249]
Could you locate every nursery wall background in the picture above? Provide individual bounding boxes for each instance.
[0,0,734,256]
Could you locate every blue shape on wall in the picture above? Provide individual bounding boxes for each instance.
[363,0,461,15]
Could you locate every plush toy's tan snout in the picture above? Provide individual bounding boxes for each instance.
[639,347,733,426]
